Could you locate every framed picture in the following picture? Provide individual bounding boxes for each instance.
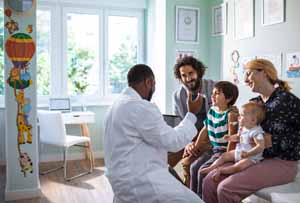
[212,3,227,36]
[176,6,200,44]
[175,50,197,62]
[286,52,300,78]
[262,0,285,26]
[234,0,254,40]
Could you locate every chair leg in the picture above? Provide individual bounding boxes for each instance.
[40,165,64,175]
[63,147,68,180]
[40,148,64,175]
[40,145,92,181]
[64,145,93,181]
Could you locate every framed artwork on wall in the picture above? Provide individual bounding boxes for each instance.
[175,49,198,62]
[262,0,285,26]
[212,3,227,36]
[286,52,300,78]
[234,0,254,40]
[175,6,200,44]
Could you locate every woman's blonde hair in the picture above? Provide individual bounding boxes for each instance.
[246,58,291,91]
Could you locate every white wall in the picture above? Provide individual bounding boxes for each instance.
[222,0,300,106]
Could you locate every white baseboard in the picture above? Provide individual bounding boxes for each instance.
[40,150,104,163]
[5,187,42,201]
[0,151,104,165]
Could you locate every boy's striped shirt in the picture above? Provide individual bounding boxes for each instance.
[204,106,229,148]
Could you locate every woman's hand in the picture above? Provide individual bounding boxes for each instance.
[264,133,272,148]
[183,142,197,158]
[249,133,272,148]
[241,151,249,159]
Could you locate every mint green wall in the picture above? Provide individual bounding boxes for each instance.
[207,0,224,79]
[165,0,223,113]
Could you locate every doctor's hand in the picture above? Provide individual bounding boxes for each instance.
[187,92,203,115]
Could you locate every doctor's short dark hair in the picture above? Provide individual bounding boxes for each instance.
[174,56,207,81]
[214,81,239,106]
[127,64,154,86]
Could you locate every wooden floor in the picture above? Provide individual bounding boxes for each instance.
[0,159,114,203]
[0,160,267,203]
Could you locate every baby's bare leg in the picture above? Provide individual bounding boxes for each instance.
[200,151,235,174]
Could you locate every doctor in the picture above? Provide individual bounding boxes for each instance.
[104,64,203,203]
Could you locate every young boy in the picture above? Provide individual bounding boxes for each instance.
[200,102,265,182]
[181,81,239,197]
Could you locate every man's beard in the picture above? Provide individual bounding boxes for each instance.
[185,79,201,92]
[147,88,155,101]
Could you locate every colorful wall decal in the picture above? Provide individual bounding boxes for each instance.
[4,6,35,177]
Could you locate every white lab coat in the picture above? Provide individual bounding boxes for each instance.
[104,87,203,203]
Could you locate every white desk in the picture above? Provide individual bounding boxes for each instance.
[62,111,95,124]
[62,111,95,166]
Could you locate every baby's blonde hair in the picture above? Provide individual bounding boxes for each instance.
[241,102,265,124]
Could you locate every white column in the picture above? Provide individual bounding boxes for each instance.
[4,0,40,200]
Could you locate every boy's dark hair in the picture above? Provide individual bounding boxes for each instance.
[242,102,266,124]
[214,81,239,106]
[174,56,207,80]
[127,64,154,87]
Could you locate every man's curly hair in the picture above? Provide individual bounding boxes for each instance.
[174,56,207,80]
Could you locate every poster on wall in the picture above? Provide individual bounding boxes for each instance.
[286,52,300,78]
[230,52,256,85]
[256,53,282,77]
[234,0,254,40]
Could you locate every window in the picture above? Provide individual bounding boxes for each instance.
[107,15,138,94]
[66,12,100,96]
[1,3,145,106]
[37,9,51,96]
[67,13,99,95]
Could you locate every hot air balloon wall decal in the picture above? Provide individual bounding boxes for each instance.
[4,8,35,176]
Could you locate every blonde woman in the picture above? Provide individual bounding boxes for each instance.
[202,59,300,203]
